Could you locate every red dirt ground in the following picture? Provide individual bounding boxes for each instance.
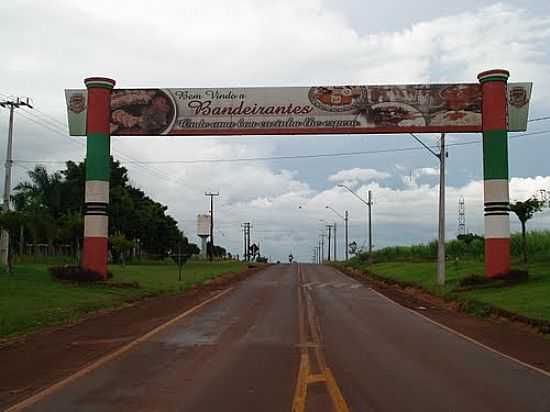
[0,265,264,410]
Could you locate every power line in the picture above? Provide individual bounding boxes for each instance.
[528,116,550,123]
[11,128,550,166]
[12,104,182,183]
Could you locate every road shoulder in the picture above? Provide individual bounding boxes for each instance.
[334,264,550,375]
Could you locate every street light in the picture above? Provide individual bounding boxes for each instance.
[326,206,349,261]
[338,184,373,259]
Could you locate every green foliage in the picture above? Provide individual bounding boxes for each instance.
[510,230,550,257]
[49,265,113,282]
[0,210,25,234]
[510,197,545,225]
[510,197,546,264]
[0,261,246,338]
[360,231,550,263]
[207,241,227,258]
[110,232,134,263]
[345,257,550,322]
[110,233,133,252]
[11,159,201,260]
[458,274,492,287]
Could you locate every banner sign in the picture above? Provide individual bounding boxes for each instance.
[65,83,532,136]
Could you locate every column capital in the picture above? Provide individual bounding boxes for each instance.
[477,69,510,83]
[84,77,116,89]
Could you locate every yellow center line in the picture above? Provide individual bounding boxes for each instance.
[291,264,351,412]
[292,353,310,412]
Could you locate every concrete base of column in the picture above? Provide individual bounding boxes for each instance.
[485,237,510,278]
[81,236,108,280]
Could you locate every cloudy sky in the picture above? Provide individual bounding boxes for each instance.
[1,0,550,262]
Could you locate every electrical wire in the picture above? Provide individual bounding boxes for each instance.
[12,128,550,165]
[12,105,181,182]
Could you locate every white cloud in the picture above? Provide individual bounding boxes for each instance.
[231,175,550,258]
[416,167,439,177]
[328,168,391,182]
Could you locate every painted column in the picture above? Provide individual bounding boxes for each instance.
[478,69,510,278]
[81,77,115,279]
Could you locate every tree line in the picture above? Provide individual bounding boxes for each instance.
[2,158,205,262]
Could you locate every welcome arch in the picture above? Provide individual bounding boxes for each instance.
[66,70,532,279]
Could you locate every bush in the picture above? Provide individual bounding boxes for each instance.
[49,265,113,282]
[457,270,528,289]
[367,230,550,263]
[458,275,491,287]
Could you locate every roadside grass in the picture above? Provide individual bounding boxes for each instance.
[344,257,550,322]
[0,261,246,339]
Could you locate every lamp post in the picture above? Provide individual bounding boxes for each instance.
[338,184,373,258]
[326,206,349,261]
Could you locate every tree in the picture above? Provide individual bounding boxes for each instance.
[57,211,83,261]
[510,197,546,265]
[457,233,483,245]
[110,232,134,267]
[348,241,358,256]
[12,160,195,259]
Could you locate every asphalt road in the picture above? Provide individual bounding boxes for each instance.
[13,264,550,412]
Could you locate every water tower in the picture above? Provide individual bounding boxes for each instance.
[197,214,210,259]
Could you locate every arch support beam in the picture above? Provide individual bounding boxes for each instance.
[81,77,115,279]
[478,69,510,278]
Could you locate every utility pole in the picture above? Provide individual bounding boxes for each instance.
[409,132,447,286]
[205,192,219,261]
[242,223,246,261]
[326,225,332,262]
[368,190,373,257]
[320,234,325,263]
[0,97,33,270]
[344,210,349,261]
[247,224,251,261]
[242,222,251,261]
[333,222,337,261]
[437,133,446,286]
[326,205,349,261]
[337,185,373,260]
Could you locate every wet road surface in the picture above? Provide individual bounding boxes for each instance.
[13,264,550,411]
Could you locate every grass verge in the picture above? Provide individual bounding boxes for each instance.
[340,257,550,329]
[0,261,247,339]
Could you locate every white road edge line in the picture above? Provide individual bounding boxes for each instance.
[4,287,235,412]
[368,286,550,380]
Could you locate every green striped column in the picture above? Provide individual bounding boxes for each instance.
[478,69,510,278]
[81,77,115,279]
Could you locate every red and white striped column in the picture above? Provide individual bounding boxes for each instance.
[81,77,115,279]
[478,69,510,278]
